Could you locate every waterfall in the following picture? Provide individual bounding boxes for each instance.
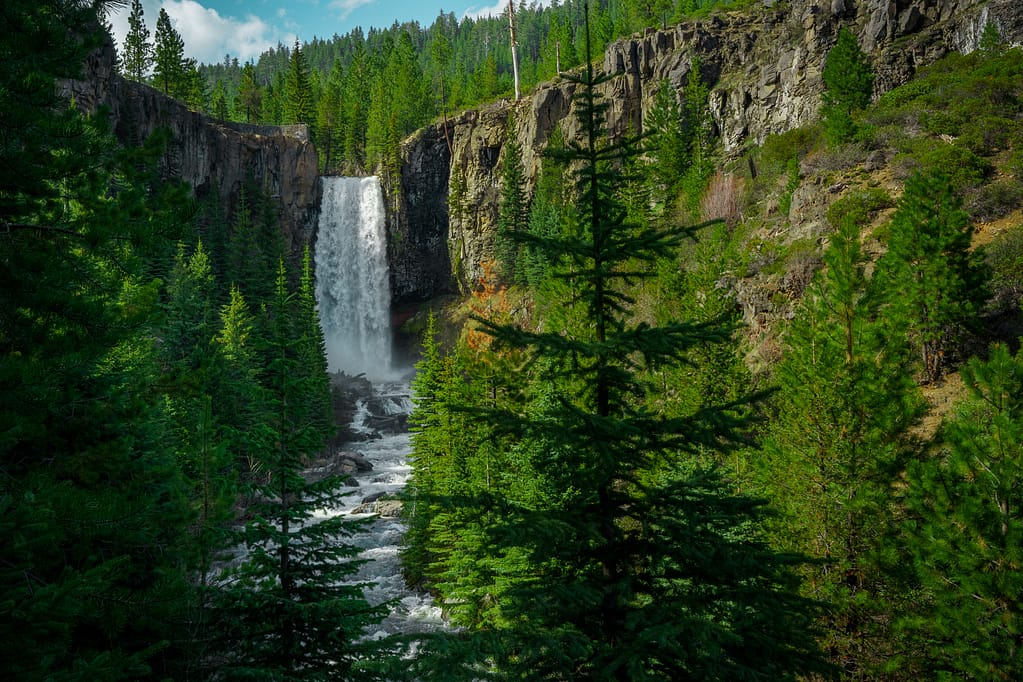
[313,178,445,641]
[315,176,393,378]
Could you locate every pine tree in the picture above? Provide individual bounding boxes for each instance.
[645,78,689,203]
[238,62,263,123]
[875,170,989,382]
[410,10,826,680]
[316,59,344,172]
[904,343,1023,679]
[121,0,152,82]
[495,115,530,282]
[283,39,315,126]
[1,2,194,676]
[153,8,186,97]
[760,216,926,675]
[213,261,387,679]
[821,28,874,145]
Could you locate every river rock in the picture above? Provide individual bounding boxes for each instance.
[302,450,373,485]
[353,496,403,518]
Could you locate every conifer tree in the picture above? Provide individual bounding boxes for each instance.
[284,39,315,126]
[410,10,826,680]
[213,261,387,679]
[821,28,874,145]
[645,78,689,203]
[213,284,267,482]
[297,245,333,437]
[495,115,530,282]
[875,170,989,382]
[238,62,263,123]
[316,59,345,172]
[122,0,152,82]
[153,8,186,97]
[760,216,925,675]
[1,2,194,676]
[904,343,1023,680]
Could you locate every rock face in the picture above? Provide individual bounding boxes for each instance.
[62,37,320,259]
[398,0,1023,294]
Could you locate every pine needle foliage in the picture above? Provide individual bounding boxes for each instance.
[1,2,195,677]
[875,170,990,383]
[760,216,926,676]
[211,261,388,680]
[904,343,1023,680]
[408,7,827,680]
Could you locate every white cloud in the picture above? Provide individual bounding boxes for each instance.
[328,0,377,22]
[108,0,292,66]
[464,0,552,21]
[464,1,506,20]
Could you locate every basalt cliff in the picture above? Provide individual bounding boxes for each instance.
[64,1,1022,307]
[395,0,1023,300]
[63,37,320,261]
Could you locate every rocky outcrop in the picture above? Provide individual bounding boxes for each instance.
[399,0,1023,292]
[61,37,320,258]
[390,124,456,303]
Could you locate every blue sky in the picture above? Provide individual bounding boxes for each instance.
[108,0,524,66]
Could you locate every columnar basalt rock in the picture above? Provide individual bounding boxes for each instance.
[397,0,1021,295]
[62,36,320,261]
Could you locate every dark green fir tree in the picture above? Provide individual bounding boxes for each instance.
[212,261,388,680]
[1,1,194,677]
[409,9,827,680]
[284,39,315,126]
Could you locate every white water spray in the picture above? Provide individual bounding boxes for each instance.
[315,176,393,378]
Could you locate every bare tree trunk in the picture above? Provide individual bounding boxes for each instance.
[508,1,521,100]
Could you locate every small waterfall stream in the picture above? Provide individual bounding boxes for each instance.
[314,176,444,639]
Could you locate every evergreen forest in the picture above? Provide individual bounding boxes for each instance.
[117,0,754,174]
[4,0,1023,680]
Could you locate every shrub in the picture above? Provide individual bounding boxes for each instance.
[955,115,1015,155]
[984,223,1023,313]
[826,187,893,228]
[966,178,1023,222]
[760,127,818,173]
[893,140,991,192]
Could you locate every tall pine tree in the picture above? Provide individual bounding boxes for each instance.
[759,216,925,676]
[153,8,186,97]
[1,2,194,677]
[904,343,1023,679]
[875,170,989,382]
[121,0,152,82]
[283,39,315,126]
[410,9,826,680]
[212,261,387,680]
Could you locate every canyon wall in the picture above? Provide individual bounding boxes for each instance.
[398,0,1023,298]
[62,38,320,260]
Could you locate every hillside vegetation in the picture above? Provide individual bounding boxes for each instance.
[403,25,1023,680]
[3,0,1023,679]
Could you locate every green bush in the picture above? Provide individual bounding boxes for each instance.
[893,140,991,192]
[826,187,892,228]
[984,223,1023,312]
[760,127,818,172]
[967,178,1023,222]
[956,115,1015,155]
